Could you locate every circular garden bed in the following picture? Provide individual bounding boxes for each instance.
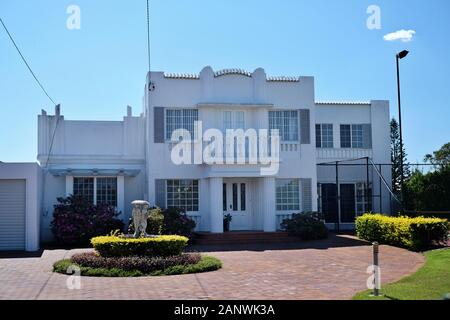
[53,235,222,277]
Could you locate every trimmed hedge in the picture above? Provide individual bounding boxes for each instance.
[356,214,449,251]
[53,255,222,277]
[71,252,201,273]
[91,235,189,257]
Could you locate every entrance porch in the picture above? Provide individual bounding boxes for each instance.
[208,177,277,233]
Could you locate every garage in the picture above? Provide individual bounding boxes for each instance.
[0,179,26,250]
[0,163,41,252]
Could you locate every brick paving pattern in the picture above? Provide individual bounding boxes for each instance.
[0,235,425,300]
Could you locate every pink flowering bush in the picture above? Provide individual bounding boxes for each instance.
[51,196,124,245]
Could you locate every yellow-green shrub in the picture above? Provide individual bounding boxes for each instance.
[91,235,189,257]
[356,214,449,251]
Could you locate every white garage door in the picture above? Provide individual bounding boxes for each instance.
[0,180,26,251]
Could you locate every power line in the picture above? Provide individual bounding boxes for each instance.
[146,0,151,75]
[44,106,61,169]
[0,17,57,105]
[1,17,60,169]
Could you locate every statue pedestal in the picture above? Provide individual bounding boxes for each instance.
[130,200,151,238]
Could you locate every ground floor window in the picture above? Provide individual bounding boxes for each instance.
[73,177,117,207]
[356,182,371,215]
[166,179,199,212]
[73,177,94,203]
[96,177,117,207]
[276,179,300,211]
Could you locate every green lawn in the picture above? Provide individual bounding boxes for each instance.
[353,248,450,300]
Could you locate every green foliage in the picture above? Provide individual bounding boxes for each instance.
[391,118,411,195]
[280,212,328,240]
[223,213,232,223]
[353,249,450,300]
[127,207,196,238]
[53,255,222,277]
[424,142,450,168]
[127,207,164,235]
[356,214,449,251]
[162,207,196,238]
[90,235,189,257]
[405,166,450,211]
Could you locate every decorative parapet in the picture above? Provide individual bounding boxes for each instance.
[267,76,300,82]
[163,72,200,80]
[162,67,301,82]
[316,101,371,105]
[214,68,252,78]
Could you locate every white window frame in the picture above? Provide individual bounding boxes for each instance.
[316,123,333,148]
[275,179,300,211]
[166,179,200,213]
[340,124,364,149]
[164,108,199,141]
[66,176,124,216]
[356,182,371,216]
[269,110,299,142]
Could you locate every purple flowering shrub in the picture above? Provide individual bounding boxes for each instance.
[51,196,124,245]
[70,252,201,273]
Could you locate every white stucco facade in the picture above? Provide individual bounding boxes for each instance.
[22,66,391,244]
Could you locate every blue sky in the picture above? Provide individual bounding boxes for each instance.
[1,0,449,163]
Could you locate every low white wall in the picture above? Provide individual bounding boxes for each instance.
[0,162,42,251]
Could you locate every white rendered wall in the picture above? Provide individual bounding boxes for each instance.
[38,107,147,241]
[315,101,392,214]
[145,67,318,230]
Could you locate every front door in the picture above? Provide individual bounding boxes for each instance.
[223,179,252,230]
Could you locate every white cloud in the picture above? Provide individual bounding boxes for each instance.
[383,29,416,42]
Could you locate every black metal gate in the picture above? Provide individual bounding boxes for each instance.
[321,184,338,223]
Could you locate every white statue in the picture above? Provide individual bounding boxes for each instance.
[131,200,151,238]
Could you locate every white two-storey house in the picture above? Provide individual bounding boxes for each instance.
[36,66,391,242]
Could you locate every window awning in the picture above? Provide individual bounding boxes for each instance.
[48,168,140,177]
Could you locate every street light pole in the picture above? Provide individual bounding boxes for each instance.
[396,50,409,208]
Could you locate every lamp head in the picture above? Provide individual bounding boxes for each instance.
[397,50,409,59]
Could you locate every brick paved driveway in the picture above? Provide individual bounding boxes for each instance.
[0,235,424,300]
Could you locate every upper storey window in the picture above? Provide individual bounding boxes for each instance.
[165,109,198,140]
[269,111,299,142]
[340,124,365,148]
[316,124,333,148]
[351,124,363,148]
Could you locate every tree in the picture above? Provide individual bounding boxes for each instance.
[406,166,450,211]
[424,142,450,168]
[390,118,410,195]
[406,142,450,211]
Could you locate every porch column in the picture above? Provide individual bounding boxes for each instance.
[117,176,125,218]
[65,176,73,197]
[209,177,224,233]
[262,177,276,232]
